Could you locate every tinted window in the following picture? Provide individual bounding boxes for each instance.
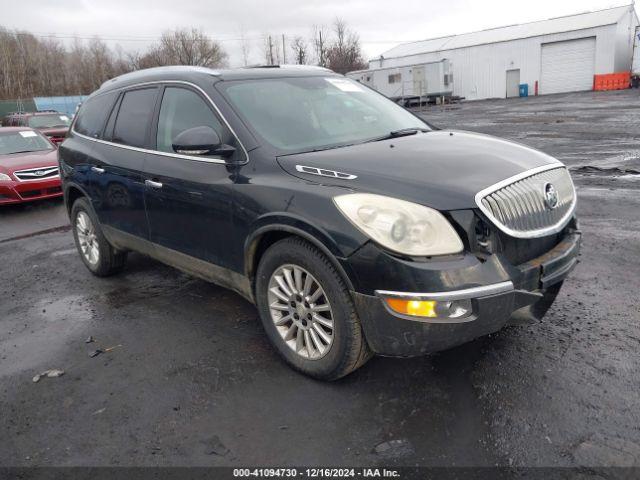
[112,88,157,148]
[74,92,117,138]
[156,87,223,154]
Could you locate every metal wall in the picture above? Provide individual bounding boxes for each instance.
[0,99,37,118]
[367,24,620,100]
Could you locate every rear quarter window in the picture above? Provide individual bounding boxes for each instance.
[111,88,158,148]
[74,92,118,138]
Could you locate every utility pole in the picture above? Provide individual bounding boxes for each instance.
[282,34,286,64]
[318,30,324,67]
[268,35,274,65]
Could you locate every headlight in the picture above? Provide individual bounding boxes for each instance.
[333,193,463,256]
[0,173,12,182]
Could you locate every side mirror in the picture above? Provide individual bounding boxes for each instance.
[172,126,236,158]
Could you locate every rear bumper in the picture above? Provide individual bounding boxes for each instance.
[351,230,581,357]
[0,177,63,205]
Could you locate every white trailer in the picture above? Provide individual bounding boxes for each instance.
[347,59,453,102]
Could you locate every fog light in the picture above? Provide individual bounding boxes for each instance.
[385,298,437,318]
[383,297,472,319]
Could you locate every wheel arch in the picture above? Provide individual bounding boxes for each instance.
[64,182,91,215]
[245,220,357,297]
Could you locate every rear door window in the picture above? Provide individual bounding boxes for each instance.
[155,87,224,154]
[112,88,158,148]
[74,92,117,138]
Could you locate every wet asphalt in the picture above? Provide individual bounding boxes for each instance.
[1,89,639,467]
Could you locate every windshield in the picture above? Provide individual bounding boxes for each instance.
[0,130,54,155]
[219,76,429,153]
[28,114,71,129]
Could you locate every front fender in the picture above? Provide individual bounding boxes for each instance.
[243,213,361,293]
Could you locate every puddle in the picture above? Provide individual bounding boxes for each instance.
[0,294,95,378]
[36,294,92,323]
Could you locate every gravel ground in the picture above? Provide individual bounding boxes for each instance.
[1,89,639,468]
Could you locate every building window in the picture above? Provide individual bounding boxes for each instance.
[388,73,401,84]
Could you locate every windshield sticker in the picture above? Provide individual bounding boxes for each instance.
[19,131,38,138]
[59,115,69,121]
[326,78,364,92]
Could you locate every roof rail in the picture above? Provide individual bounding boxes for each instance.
[244,64,332,72]
[100,65,221,89]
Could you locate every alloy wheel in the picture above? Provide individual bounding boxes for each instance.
[267,264,334,360]
[76,211,100,266]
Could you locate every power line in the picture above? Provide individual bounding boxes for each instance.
[10,31,264,43]
[8,30,420,45]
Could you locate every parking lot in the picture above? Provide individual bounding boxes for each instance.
[1,89,639,467]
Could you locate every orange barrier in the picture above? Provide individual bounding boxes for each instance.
[593,72,631,91]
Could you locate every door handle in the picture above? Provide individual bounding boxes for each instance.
[91,166,105,174]
[145,179,163,189]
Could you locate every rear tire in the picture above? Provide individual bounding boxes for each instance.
[71,197,127,277]
[255,237,371,380]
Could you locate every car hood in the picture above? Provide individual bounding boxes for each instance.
[276,130,562,210]
[0,149,58,173]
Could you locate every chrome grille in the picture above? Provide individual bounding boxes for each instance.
[476,165,576,238]
[13,166,59,181]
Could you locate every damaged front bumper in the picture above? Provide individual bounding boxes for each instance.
[349,229,581,357]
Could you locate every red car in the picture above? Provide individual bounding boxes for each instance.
[1,111,71,146]
[0,127,62,205]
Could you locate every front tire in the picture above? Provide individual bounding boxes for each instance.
[71,197,127,277]
[255,237,371,380]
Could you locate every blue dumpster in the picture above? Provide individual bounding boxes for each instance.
[519,84,529,97]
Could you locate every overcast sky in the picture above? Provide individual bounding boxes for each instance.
[1,0,636,66]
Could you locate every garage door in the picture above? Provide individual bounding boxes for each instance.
[540,37,596,94]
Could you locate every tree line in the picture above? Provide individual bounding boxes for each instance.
[0,19,367,101]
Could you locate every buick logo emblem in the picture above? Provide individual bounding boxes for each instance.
[543,182,559,209]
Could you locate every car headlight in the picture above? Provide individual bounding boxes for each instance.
[0,173,12,182]
[333,193,464,256]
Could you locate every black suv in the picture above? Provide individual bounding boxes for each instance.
[60,66,581,379]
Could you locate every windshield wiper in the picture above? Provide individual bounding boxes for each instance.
[359,127,430,144]
[279,142,356,156]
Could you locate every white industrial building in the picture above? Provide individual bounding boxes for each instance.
[348,5,639,100]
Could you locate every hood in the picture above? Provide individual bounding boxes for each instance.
[277,130,561,210]
[0,149,58,173]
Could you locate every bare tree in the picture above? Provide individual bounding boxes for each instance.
[239,25,251,66]
[290,36,308,65]
[0,28,131,100]
[139,28,228,68]
[263,35,274,65]
[262,34,284,65]
[325,18,367,74]
[312,25,329,67]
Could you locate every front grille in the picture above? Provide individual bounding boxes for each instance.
[13,166,59,181]
[477,166,576,238]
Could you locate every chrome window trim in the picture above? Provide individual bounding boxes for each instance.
[474,163,577,239]
[71,80,249,166]
[375,280,514,301]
